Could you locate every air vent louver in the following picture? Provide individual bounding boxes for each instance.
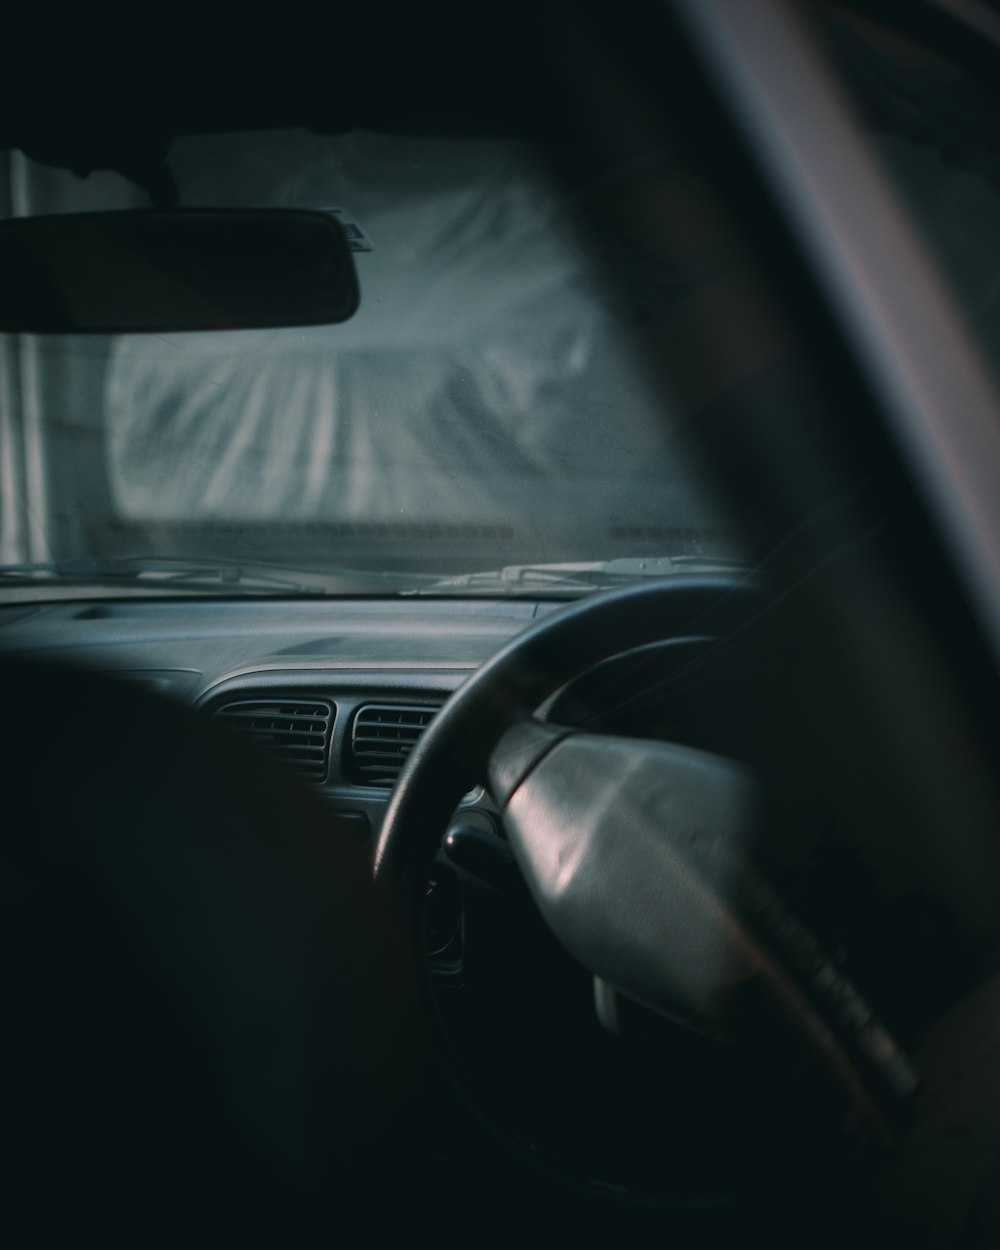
[214,699,334,782]
[350,704,438,785]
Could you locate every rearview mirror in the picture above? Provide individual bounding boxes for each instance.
[0,209,360,333]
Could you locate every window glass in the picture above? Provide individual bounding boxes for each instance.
[1,129,740,582]
[820,3,1000,392]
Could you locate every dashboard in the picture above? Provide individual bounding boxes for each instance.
[0,593,734,968]
[0,594,734,834]
[0,596,555,838]
[4,587,994,1233]
[0,590,744,1201]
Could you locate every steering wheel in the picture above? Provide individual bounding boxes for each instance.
[373,574,912,1221]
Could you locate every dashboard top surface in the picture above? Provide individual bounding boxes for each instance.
[0,596,561,702]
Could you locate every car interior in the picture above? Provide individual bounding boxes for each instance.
[5,2,1000,1245]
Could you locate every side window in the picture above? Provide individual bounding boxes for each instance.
[819,3,1000,391]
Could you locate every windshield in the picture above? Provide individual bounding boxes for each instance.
[6,8,1000,603]
[0,127,743,597]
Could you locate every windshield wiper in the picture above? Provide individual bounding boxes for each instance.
[413,554,749,596]
[0,554,750,599]
[0,556,439,596]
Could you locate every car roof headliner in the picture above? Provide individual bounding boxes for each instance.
[0,1,573,197]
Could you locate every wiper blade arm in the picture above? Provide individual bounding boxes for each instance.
[420,554,747,594]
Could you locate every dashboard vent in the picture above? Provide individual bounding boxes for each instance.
[214,699,334,782]
[349,703,438,785]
